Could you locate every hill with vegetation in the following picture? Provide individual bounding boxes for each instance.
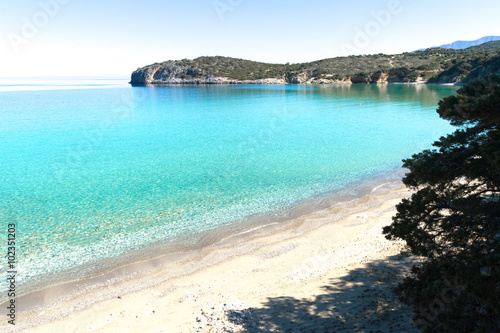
[467,40,500,50]
[131,48,500,85]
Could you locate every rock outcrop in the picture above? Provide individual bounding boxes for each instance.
[131,66,286,85]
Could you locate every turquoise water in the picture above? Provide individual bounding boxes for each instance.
[0,80,456,295]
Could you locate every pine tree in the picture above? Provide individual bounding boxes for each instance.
[383,76,500,332]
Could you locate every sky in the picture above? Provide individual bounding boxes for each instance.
[0,0,499,77]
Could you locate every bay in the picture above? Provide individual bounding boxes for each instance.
[0,81,456,297]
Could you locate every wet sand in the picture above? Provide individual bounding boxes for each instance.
[4,180,420,332]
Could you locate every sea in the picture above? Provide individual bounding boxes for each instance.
[0,78,457,299]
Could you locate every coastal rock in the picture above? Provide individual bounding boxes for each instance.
[287,72,310,84]
[130,66,159,85]
[131,66,287,85]
[348,72,390,84]
[309,78,336,84]
[371,72,389,84]
[350,74,371,84]
[387,69,409,83]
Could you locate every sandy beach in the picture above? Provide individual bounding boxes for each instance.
[5,180,421,333]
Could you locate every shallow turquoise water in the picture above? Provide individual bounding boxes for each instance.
[0,81,456,293]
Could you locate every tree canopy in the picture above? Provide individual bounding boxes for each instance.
[383,76,500,332]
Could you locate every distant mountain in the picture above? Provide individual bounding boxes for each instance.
[417,36,500,51]
[467,40,500,51]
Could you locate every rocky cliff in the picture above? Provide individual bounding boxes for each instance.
[131,66,286,85]
[131,66,422,85]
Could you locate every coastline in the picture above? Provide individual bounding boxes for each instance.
[130,80,464,86]
[4,172,421,332]
[5,169,406,304]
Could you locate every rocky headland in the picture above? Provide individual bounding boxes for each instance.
[130,46,500,86]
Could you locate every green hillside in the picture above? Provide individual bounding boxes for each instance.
[131,48,500,85]
[467,40,500,50]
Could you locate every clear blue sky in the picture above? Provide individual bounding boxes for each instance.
[1,0,499,77]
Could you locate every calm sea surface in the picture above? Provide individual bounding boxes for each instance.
[0,79,457,295]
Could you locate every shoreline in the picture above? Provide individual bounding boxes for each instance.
[5,169,406,304]
[130,80,464,86]
[3,172,420,332]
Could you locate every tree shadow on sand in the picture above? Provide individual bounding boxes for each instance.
[227,252,421,333]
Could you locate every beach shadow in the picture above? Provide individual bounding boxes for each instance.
[227,253,420,332]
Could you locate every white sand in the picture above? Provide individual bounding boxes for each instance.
[5,181,421,332]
